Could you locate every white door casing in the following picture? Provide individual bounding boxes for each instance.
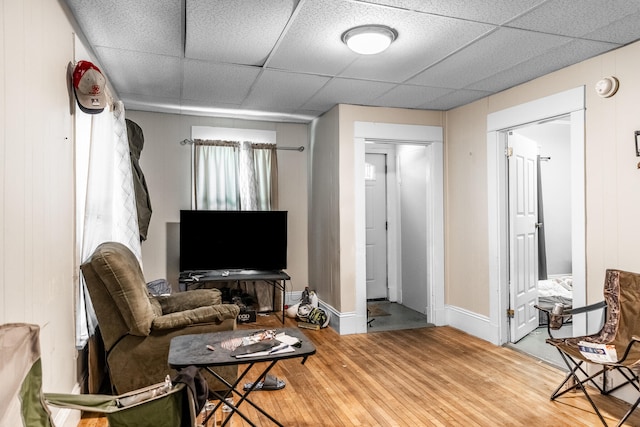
[508,133,539,342]
[487,86,586,346]
[351,122,444,335]
[365,153,388,300]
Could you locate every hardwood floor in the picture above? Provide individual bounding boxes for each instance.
[77,314,640,426]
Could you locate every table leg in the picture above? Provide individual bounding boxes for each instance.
[204,360,284,427]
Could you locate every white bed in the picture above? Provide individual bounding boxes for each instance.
[538,275,573,325]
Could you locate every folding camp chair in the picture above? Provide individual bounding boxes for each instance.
[536,269,640,427]
[0,323,201,427]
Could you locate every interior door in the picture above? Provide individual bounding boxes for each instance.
[365,153,388,300]
[508,132,539,342]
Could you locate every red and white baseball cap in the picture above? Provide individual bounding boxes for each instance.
[72,60,107,114]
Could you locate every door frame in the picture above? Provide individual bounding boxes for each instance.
[354,122,445,333]
[487,86,586,345]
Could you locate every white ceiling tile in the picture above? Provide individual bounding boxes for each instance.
[468,39,618,92]
[94,47,182,98]
[407,27,571,89]
[182,61,261,105]
[185,0,296,65]
[302,78,397,111]
[374,85,454,109]
[583,10,640,45]
[364,0,547,25]
[421,89,491,110]
[65,0,183,56]
[508,0,640,38]
[243,70,330,110]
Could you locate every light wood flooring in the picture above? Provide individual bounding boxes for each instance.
[77,314,640,426]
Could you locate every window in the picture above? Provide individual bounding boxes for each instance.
[190,127,278,211]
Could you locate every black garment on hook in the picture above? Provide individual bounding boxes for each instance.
[126,119,152,241]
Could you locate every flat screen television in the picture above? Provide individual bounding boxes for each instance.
[179,210,288,272]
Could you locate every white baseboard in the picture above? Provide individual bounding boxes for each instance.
[445,305,500,345]
[286,293,499,344]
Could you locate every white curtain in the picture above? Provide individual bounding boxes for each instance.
[194,140,277,211]
[253,144,277,211]
[76,101,142,349]
[238,141,258,210]
[194,141,239,210]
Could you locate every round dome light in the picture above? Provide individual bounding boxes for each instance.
[342,25,397,55]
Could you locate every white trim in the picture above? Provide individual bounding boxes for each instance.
[355,122,443,141]
[445,305,498,344]
[487,87,586,345]
[487,87,584,131]
[191,126,276,143]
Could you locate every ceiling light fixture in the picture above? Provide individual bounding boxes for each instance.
[342,25,397,55]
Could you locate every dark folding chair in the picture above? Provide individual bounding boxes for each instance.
[536,269,640,427]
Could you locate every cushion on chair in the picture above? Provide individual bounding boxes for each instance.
[154,289,222,314]
[152,304,240,330]
[84,242,155,337]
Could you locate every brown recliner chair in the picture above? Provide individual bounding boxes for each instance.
[80,241,239,395]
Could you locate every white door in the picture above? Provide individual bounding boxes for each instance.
[508,133,539,342]
[365,153,388,300]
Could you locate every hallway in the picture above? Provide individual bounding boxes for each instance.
[366,300,433,333]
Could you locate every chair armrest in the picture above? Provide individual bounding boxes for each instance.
[535,301,607,337]
[154,289,222,314]
[151,304,239,330]
[566,300,606,315]
[534,301,606,318]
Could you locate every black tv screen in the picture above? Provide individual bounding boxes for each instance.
[179,210,288,272]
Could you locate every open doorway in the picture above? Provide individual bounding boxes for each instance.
[487,86,586,353]
[505,117,574,367]
[364,144,433,332]
[353,122,445,334]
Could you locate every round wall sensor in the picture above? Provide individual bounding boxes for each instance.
[595,76,619,98]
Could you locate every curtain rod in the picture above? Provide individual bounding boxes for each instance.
[179,139,304,151]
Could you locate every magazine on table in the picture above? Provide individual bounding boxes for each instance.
[226,330,300,358]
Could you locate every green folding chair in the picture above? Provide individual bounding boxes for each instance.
[0,323,198,427]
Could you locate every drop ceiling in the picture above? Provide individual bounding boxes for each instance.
[64,0,640,123]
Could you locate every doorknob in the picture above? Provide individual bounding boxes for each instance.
[535,222,543,229]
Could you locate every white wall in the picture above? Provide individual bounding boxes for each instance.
[445,39,640,323]
[2,1,85,425]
